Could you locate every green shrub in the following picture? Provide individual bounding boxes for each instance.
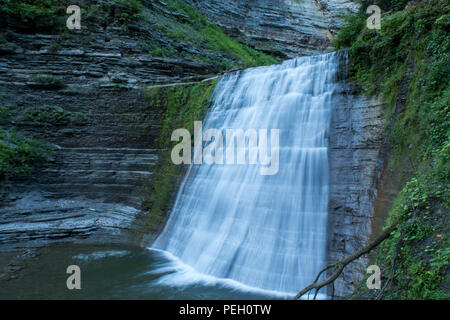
[333,13,366,50]
[0,0,64,20]
[0,106,12,121]
[149,45,176,58]
[0,127,52,183]
[23,105,68,125]
[113,0,144,24]
[22,105,85,126]
[31,74,65,89]
[49,40,60,52]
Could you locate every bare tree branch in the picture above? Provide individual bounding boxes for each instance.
[294,223,398,300]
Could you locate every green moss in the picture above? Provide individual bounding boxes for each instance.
[22,105,84,126]
[166,27,189,41]
[49,40,61,52]
[336,0,450,299]
[2,1,277,71]
[152,0,279,68]
[141,79,218,233]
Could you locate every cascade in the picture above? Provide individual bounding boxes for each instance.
[154,52,345,294]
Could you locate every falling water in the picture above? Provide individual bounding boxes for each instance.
[153,51,345,295]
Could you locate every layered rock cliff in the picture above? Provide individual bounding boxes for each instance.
[328,87,386,297]
[0,0,392,299]
[186,0,358,58]
[0,0,272,247]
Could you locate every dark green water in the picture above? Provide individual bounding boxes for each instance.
[0,245,289,300]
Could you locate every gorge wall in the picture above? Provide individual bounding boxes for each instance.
[187,0,359,58]
[0,0,389,298]
[0,0,257,246]
[328,87,386,297]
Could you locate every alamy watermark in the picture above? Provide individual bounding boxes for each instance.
[171,121,280,176]
[66,5,81,30]
[66,265,81,290]
[366,265,381,289]
[367,5,381,30]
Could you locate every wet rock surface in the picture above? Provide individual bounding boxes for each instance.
[0,85,161,208]
[0,1,360,246]
[0,33,216,89]
[186,0,359,58]
[0,2,222,90]
[0,85,157,252]
[0,0,230,251]
[0,190,142,291]
[328,92,386,298]
[0,248,39,282]
[0,191,140,247]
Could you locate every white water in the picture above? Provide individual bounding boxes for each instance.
[153,52,344,295]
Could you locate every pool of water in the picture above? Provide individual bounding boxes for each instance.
[0,245,292,300]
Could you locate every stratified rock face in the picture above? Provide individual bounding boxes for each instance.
[328,89,386,298]
[0,0,240,213]
[0,81,160,247]
[0,0,360,210]
[0,0,241,247]
[0,84,161,207]
[186,0,359,58]
[0,32,216,90]
[0,192,140,247]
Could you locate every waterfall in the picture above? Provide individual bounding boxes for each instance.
[153,52,344,295]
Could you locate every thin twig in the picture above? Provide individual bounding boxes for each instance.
[294,223,398,300]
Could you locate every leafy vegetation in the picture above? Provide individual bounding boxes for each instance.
[0,105,12,121]
[113,0,144,23]
[158,0,278,68]
[22,105,84,125]
[1,0,278,70]
[0,103,81,184]
[335,0,449,299]
[0,0,64,22]
[31,74,65,89]
[0,127,52,184]
[141,79,218,233]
